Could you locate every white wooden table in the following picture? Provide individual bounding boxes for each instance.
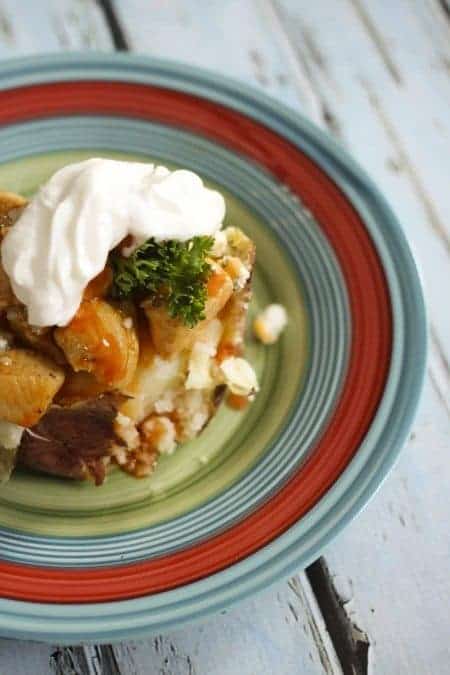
[0,1,449,673]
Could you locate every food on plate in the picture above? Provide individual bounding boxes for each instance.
[253,303,288,345]
[0,159,262,485]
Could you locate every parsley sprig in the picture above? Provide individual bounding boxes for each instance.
[110,236,214,327]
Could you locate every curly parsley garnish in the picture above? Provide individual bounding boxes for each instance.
[110,236,214,327]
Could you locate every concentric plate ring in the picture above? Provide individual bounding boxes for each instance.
[0,54,426,643]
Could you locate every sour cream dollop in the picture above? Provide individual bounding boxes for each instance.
[1,159,225,327]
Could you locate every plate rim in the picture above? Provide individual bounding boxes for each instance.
[0,53,427,642]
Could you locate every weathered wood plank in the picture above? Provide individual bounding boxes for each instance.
[110,574,341,675]
[111,0,324,124]
[355,0,450,249]
[273,0,450,376]
[0,0,112,55]
[0,574,341,674]
[325,375,450,674]
[0,639,55,674]
[269,2,450,672]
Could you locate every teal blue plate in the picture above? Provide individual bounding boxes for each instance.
[0,54,426,643]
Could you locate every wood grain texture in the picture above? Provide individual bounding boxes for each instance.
[0,0,112,55]
[0,0,448,673]
[0,574,341,674]
[325,376,450,674]
[273,0,450,372]
[271,1,450,671]
[110,575,341,675]
[111,0,324,124]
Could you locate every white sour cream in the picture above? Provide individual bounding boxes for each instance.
[1,159,225,327]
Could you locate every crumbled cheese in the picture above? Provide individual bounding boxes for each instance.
[186,319,223,390]
[0,337,9,352]
[220,357,259,396]
[253,304,288,345]
[154,391,175,414]
[233,260,250,289]
[224,256,250,290]
[141,416,177,455]
[210,230,228,258]
[122,317,133,329]
[0,420,24,450]
[175,390,210,440]
[110,443,128,466]
[114,412,140,449]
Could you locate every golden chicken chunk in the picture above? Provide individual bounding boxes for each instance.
[54,298,139,388]
[0,348,64,427]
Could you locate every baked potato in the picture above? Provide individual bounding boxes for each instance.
[0,189,257,485]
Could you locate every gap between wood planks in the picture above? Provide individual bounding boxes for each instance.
[95,0,128,50]
[266,0,343,138]
[305,559,369,675]
[51,644,121,675]
[347,0,402,85]
[439,0,450,21]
